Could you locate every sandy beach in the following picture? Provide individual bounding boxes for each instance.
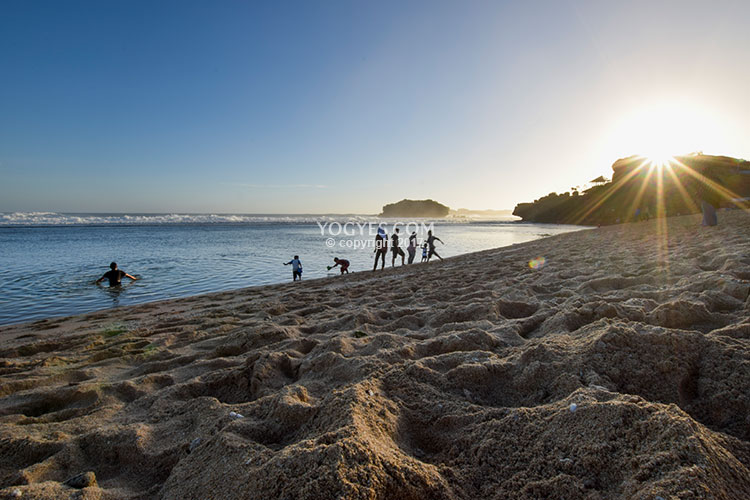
[1,211,749,499]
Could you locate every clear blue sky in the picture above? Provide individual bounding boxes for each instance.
[2,0,749,213]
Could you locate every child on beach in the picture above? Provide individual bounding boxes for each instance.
[421,243,428,263]
[328,257,350,274]
[284,255,303,281]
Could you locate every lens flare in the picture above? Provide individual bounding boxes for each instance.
[646,153,674,172]
[528,256,546,269]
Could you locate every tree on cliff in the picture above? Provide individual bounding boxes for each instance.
[513,154,750,225]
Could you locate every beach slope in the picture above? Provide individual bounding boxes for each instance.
[1,212,749,499]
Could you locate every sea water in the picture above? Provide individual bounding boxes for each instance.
[0,213,586,325]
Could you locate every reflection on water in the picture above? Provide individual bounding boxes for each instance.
[96,281,138,308]
[0,222,586,325]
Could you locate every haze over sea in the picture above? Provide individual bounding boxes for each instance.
[0,212,584,326]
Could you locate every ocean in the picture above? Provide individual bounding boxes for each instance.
[0,213,586,325]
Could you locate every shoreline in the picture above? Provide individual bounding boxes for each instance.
[0,220,585,327]
[1,211,749,498]
[0,241,537,330]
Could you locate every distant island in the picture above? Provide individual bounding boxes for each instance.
[513,153,750,225]
[380,199,450,217]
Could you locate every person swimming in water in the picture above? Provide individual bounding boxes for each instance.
[96,262,138,287]
[284,255,303,281]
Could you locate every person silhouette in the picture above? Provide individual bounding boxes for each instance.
[373,227,388,270]
[407,231,417,264]
[95,262,137,287]
[391,228,405,266]
[426,230,444,262]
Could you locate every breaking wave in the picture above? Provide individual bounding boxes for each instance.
[0,212,520,227]
[0,212,372,227]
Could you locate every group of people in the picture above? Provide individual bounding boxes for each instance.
[96,229,445,287]
[283,227,445,281]
[372,227,443,271]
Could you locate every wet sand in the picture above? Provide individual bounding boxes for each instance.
[1,211,749,499]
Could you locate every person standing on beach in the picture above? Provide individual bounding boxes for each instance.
[391,228,406,266]
[698,178,720,226]
[426,230,444,262]
[407,231,417,264]
[373,227,388,271]
[96,262,137,287]
[284,255,303,281]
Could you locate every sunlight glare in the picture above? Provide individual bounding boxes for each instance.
[604,100,726,164]
[646,153,673,171]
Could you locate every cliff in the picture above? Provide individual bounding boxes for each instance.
[513,154,750,225]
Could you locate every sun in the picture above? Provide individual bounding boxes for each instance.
[603,100,726,166]
[644,150,674,170]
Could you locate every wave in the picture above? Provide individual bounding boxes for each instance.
[0,211,525,227]
[0,212,364,226]
[0,212,522,227]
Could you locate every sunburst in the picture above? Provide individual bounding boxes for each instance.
[646,153,674,171]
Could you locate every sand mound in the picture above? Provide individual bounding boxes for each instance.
[1,211,749,499]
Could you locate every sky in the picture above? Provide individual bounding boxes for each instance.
[1,0,749,214]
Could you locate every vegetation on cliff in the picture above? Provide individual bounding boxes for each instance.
[380,199,450,217]
[513,154,750,225]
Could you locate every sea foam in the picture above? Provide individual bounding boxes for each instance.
[0,212,377,226]
[0,212,519,227]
